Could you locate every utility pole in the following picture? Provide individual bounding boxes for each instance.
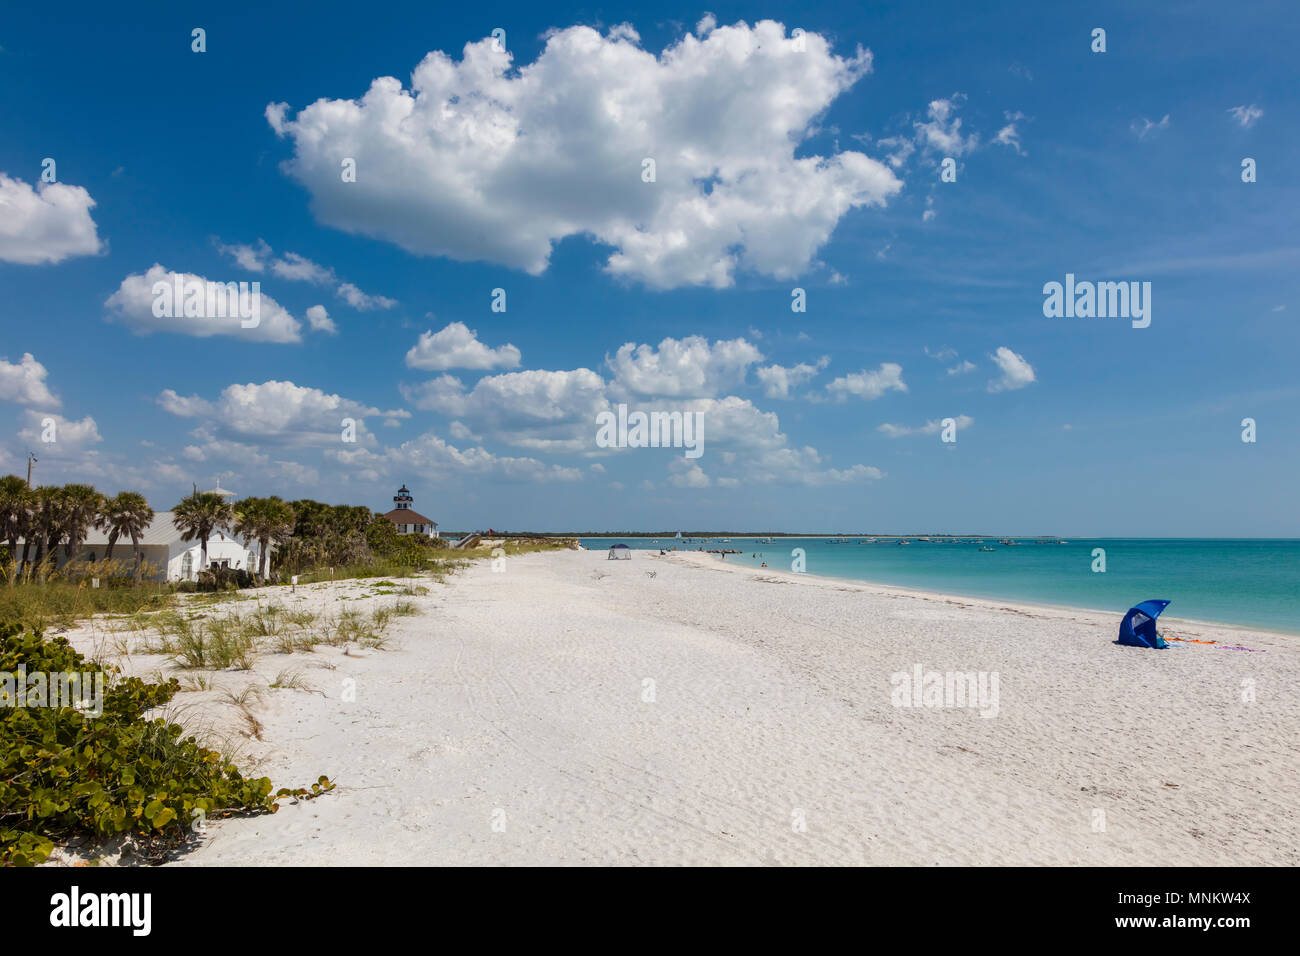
[26,453,36,488]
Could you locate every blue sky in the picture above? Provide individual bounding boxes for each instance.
[1,0,1296,535]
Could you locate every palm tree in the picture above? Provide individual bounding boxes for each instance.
[100,491,155,585]
[31,485,68,582]
[0,475,33,584]
[171,491,234,574]
[233,496,294,583]
[260,497,295,580]
[60,484,104,564]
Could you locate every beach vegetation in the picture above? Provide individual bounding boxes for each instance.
[99,492,156,586]
[0,619,333,866]
[124,600,415,665]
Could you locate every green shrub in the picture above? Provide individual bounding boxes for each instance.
[0,620,332,866]
[195,566,253,592]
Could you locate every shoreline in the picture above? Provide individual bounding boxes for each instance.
[660,549,1300,642]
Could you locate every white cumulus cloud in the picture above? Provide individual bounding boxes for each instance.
[755,356,830,398]
[987,347,1036,393]
[158,379,405,447]
[305,304,337,334]
[265,20,902,289]
[608,336,763,397]
[826,362,907,401]
[0,353,60,407]
[0,174,103,265]
[914,96,978,157]
[405,322,522,371]
[18,410,101,455]
[401,368,609,452]
[105,264,303,343]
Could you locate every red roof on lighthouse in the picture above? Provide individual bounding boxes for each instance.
[382,508,437,526]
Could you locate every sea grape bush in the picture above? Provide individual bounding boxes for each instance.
[0,620,333,866]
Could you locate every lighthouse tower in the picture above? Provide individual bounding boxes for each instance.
[393,484,414,511]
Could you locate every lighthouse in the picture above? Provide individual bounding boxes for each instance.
[381,484,439,538]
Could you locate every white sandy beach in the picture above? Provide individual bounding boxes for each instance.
[59,548,1300,866]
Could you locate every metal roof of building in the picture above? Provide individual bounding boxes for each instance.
[74,512,252,547]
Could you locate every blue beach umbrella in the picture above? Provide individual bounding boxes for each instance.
[1116,599,1172,648]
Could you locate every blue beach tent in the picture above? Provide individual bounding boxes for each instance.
[1117,600,1171,648]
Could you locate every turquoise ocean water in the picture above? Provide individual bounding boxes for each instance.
[578,537,1300,634]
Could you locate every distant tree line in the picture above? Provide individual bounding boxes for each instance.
[0,478,444,587]
[1,478,156,585]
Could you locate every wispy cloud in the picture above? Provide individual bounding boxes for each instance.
[217,239,396,310]
[1131,114,1170,139]
[878,414,972,438]
[1227,104,1263,128]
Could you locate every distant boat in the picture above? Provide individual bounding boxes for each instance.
[979,545,996,552]
[898,539,910,545]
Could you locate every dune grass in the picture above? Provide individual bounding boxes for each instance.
[123,599,419,669]
[0,579,173,631]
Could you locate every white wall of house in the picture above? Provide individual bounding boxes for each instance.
[394,522,438,537]
[165,536,262,582]
[71,533,264,583]
[22,511,269,583]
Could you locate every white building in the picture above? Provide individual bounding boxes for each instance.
[37,511,265,582]
[381,485,439,538]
